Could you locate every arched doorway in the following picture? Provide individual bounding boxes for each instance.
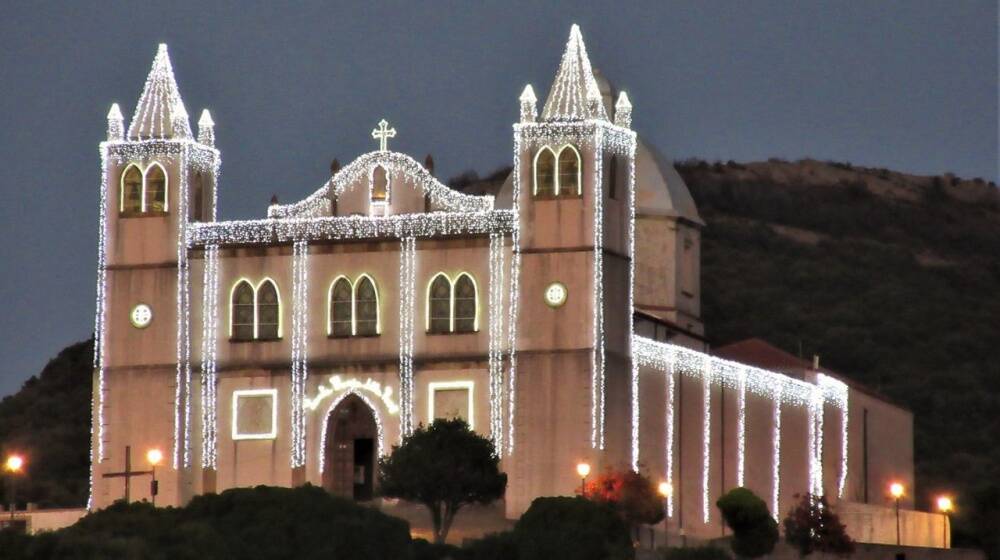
[323,394,378,500]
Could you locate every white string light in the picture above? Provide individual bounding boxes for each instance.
[290,240,309,467]
[505,133,523,456]
[592,129,606,450]
[397,237,416,436]
[487,233,505,449]
[200,245,220,469]
[665,346,676,517]
[736,366,747,487]
[702,356,712,524]
[772,385,783,520]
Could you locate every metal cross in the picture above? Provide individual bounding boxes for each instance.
[371,119,396,152]
[101,446,153,503]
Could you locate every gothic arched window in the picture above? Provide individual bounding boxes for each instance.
[372,166,388,202]
[121,165,143,213]
[145,163,167,212]
[256,279,280,339]
[428,274,452,333]
[330,277,353,337]
[453,273,478,333]
[533,147,557,196]
[354,275,379,336]
[557,145,581,196]
[231,280,255,341]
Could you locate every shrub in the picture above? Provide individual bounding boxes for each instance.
[460,531,519,560]
[660,546,732,560]
[411,537,462,560]
[514,496,634,560]
[582,468,665,542]
[716,487,778,558]
[783,493,854,557]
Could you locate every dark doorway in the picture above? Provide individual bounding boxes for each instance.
[323,394,378,501]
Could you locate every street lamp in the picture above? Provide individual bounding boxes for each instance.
[5,455,24,522]
[146,449,163,506]
[889,482,904,546]
[936,495,953,549]
[658,482,672,548]
[576,463,591,498]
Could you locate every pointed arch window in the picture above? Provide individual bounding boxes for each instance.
[119,162,169,214]
[533,147,557,196]
[557,145,581,195]
[327,274,381,337]
[426,272,478,334]
[256,280,280,340]
[329,277,353,337]
[121,165,143,213]
[230,280,255,341]
[372,166,389,202]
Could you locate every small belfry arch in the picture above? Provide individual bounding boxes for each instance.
[119,161,169,213]
[532,144,581,197]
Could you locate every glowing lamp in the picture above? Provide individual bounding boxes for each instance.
[576,463,591,478]
[890,482,905,499]
[146,448,163,466]
[937,496,953,513]
[658,482,672,498]
[4,455,23,473]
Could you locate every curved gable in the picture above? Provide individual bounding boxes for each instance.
[268,151,493,219]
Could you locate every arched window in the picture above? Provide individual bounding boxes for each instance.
[121,165,143,213]
[453,273,478,333]
[354,275,379,336]
[557,145,581,196]
[428,274,452,333]
[533,147,557,196]
[231,280,255,341]
[256,280,280,339]
[329,277,353,337]
[145,163,167,212]
[372,166,388,202]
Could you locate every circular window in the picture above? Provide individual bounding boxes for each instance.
[543,282,568,308]
[130,303,153,329]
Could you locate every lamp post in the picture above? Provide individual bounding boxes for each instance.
[576,463,591,498]
[5,455,24,522]
[889,482,904,546]
[146,449,163,506]
[936,495,953,549]
[658,482,672,549]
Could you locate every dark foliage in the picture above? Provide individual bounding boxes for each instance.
[378,418,506,544]
[581,467,665,542]
[677,159,1000,556]
[716,487,778,558]
[411,537,462,560]
[660,546,733,560]
[0,338,92,508]
[4,485,411,559]
[514,496,634,560]
[459,531,520,560]
[782,493,854,557]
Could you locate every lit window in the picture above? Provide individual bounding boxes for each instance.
[330,277,353,337]
[145,163,167,212]
[428,274,452,334]
[557,145,581,196]
[453,274,477,333]
[256,280,280,339]
[121,165,143,213]
[533,147,556,196]
[355,275,379,336]
[231,280,255,341]
[372,166,388,202]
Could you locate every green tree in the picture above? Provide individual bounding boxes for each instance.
[716,487,778,558]
[782,493,854,557]
[378,418,507,544]
[515,497,634,560]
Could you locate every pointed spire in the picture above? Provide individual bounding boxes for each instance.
[197,109,215,146]
[541,25,608,122]
[106,103,124,141]
[519,84,537,123]
[128,44,192,140]
[614,91,632,129]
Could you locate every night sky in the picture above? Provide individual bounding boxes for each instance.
[0,1,995,396]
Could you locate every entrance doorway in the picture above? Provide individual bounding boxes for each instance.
[323,394,377,500]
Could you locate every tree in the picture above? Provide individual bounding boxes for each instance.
[716,487,778,558]
[378,418,507,544]
[515,497,634,560]
[581,468,665,542]
[782,493,854,557]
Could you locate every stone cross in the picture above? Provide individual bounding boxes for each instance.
[371,119,396,152]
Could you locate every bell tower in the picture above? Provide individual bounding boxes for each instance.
[92,44,219,509]
[506,25,638,516]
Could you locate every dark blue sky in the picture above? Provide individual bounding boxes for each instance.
[0,1,996,396]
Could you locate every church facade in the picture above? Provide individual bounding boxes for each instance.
[90,26,914,538]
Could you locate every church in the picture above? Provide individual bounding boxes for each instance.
[90,25,922,542]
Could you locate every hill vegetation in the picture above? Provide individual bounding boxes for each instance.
[0,159,996,556]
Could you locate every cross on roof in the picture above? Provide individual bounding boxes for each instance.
[371,119,396,152]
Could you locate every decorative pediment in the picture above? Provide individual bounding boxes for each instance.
[268,151,493,219]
